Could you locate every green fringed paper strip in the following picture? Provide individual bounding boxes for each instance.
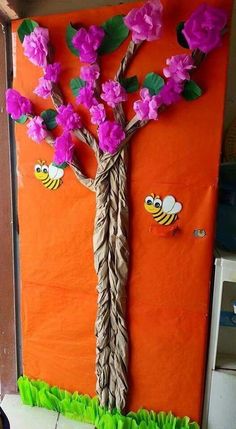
[18,376,200,429]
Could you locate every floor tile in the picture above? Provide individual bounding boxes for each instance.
[1,394,59,429]
[57,414,95,429]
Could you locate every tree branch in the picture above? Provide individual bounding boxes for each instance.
[50,82,100,160]
[113,41,142,127]
[44,135,95,191]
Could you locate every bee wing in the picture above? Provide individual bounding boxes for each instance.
[162,195,182,214]
[49,163,64,180]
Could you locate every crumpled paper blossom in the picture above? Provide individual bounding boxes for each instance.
[6,89,32,120]
[76,86,98,109]
[53,132,74,164]
[133,88,161,120]
[90,104,106,125]
[27,116,48,143]
[124,0,163,43]
[80,64,100,87]
[163,54,195,83]
[182,3,227,54]
[34,77,52,99]
[22,27,49,67]
[44,63,61,82]
[98,120,125,154]
[101,80,127,107]
[72,25,105,64]
[56,104,82,131]
[158,79,183,106]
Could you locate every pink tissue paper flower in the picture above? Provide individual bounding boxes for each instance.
[34,77,52,99]
[53,132,74,165]
[124,0,163,44]
[182,3,227,54]
[98,120,125,154]
[56,104,82,131]
[6,89,32,120]
[158,79,183,106]
[80,64,100,87]
[72,25,105,64]
[90,103,106,125]
[44,63,61,82]
[23,27,49,67]
[133,88,161,120]
[101,80,127,107]
[163,54,195,82]
[27,116,48,143]
[76,86,98,109]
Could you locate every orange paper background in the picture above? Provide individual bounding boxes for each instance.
[12,0,232,423]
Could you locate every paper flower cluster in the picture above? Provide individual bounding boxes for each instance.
[34,62,61,99]
[163,54,194,82]
[90,104,106,125]
[53,132,74,165]
[44,63,61,82]
[6,89,32,120]
[124,0,163,43]
[101,80,127,107]
[98,120,125,154]
[80,64,100,87]
[76,87,98,109]
[183,3,227,54]
[27,116,48,143]
[23,27,49,67]
[133,88,161,121]
[72,25,105,64]
[56,104,82,131]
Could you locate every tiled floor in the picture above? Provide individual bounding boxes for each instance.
[1,395,95,429]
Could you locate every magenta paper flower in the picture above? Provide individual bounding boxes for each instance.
[76,86,98,109]
[90,103,106,125]
[163,54,195,82]
[133,88,161,120]
[27,116,48,143]
[22,27,49,67]
[44,63,61,82]
[98,120,125,154]
[6,89,32,120]
[56,104,82,131]
[80,64,100,87]
[124,0,163,43]
[34,77,52,99]
[101,80,127,108]
[182,3,227,54]
[72,25,105,63]
[158,79,183,106]
[53,132,74,164]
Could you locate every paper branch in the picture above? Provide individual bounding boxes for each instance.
[45,134,95,191]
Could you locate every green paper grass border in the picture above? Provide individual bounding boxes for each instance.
[18,376,200,429]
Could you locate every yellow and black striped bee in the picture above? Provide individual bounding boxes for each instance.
[34,161,64,190]
[144,193,182,226]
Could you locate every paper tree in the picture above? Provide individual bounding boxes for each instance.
[6,0,228,412]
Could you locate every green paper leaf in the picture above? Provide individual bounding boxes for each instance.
[15,115,28,124]
[70,78,86,96]
[99,15,129,55]
[17,19,39,43]
[41,109,57,130]
[52,162,68,169]
[143,72,164,96]
[121,75,139,93]
[176,21,189,49]
[182,80,202,101]
[66,23,79,56]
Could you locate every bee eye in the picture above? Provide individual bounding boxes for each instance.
[154,198,162,208]
[42,167,48,174]
[34,163,42,172]
[145,196,154,205]
[36,167,41,173]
